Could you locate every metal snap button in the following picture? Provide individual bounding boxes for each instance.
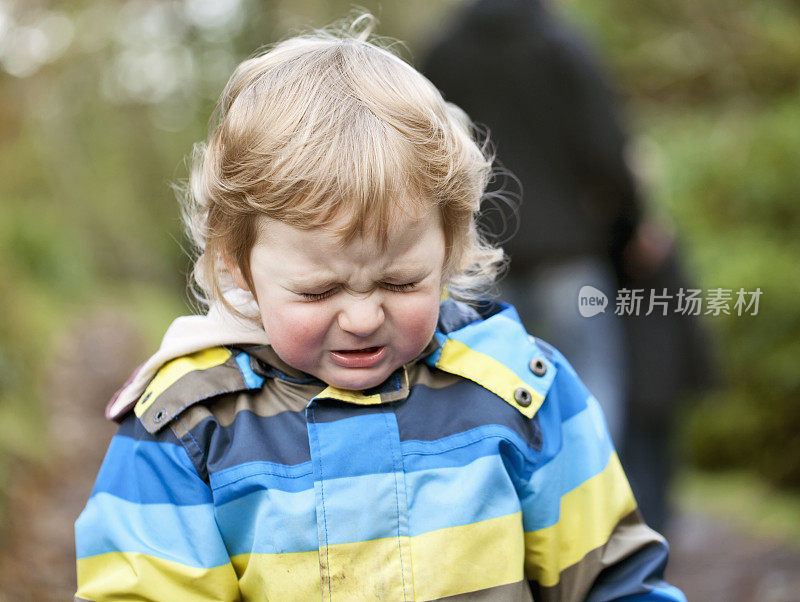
[154,409,167,423]
[514,387,532,407]
[530,357,547,377]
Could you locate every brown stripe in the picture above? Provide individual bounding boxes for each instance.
[155,347,456,432]
[435,580,533,601]
[140,357,247,433]
[179,359,458,431]
[532,509,664,602]
[169,417,207,479]
[377,367,410,403]
[408,362,462,390]
[179,377,325,430]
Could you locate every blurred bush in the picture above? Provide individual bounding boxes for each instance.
[564,0,800,487]
[0,0,799,509]
[0,0,459,515]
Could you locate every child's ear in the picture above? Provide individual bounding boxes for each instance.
[223,253,251,292]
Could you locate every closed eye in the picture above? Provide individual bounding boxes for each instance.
[381,282,418,292]
[300,288,338,301]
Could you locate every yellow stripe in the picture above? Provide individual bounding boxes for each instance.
[316,386,384,405]
[316,368,408,405]
[411,512,525,600]
[437,339,543,418]
[76,552,239,601]
[231,550,321,600]
[321,537,415,601]
[524,452,637,587]
[135,347,232,416]
[233,539,414,601]
[229,513,525,601]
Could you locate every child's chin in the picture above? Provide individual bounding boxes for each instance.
[324,369,392,392]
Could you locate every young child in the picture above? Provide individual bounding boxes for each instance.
[75,17,685,602]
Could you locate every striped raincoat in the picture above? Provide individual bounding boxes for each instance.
[75,300,685,601]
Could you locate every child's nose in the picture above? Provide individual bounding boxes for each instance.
[337,295,385,337]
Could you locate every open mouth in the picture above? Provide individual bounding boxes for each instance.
[335,346,382,355]
[329,346,387,368]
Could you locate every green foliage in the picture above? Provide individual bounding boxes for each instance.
[563,0,800,102]
[0,0,799,506]
[562,0,800,487]
[643,100,800,487]
[0,0,462,506]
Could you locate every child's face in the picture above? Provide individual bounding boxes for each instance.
[231,210,446,391]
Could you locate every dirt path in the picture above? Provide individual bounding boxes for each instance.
[666,512,800,602]
[1,313,799,601]
[0,312,143,602]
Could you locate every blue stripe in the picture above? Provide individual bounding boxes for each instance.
[547,356,594,423]
[430,302,592,430]
[117,412,163,440]
[586,537,671,601]
[206,428,543,504]
[634,586,687,602]
[91,434,212,505]
[215,488,318,555]
[598,581,685,602]
[401,424,534,475]
[527,364,595,468]
[406,453,521,536]
[212,452,523,552]
[443,306,556,399]
[200,408,311,475]
[210,461,314,504]
[75,492,230,568]
[297,402,382,424]
[396,380,540,449]
[316,472,407,544]
[212,438,524,550]
[235,351,266,390]
[436,298,482,334]
[309,412,397,478]
[521,398,615,532]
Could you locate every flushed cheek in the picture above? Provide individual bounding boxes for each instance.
[261,307,329,371]
[392,297,440,355]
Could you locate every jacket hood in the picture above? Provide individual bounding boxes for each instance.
[105,290,270,421]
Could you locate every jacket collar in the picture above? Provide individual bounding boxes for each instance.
[424,301,556,419]
[310,337,440,406]
[304,299,557,418]
[115,297,556,428]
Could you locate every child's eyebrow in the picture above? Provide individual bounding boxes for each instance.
[287,266,431,291]
[287,276,340,291]
[382,267,429,282]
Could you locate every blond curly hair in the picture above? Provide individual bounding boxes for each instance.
[180,15,505,317]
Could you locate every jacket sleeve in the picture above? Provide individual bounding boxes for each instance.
[75,413,240,602]
[520,353,685,602]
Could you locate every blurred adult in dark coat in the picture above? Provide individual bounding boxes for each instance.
[423,0,714,531]
[423,0,638,444]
